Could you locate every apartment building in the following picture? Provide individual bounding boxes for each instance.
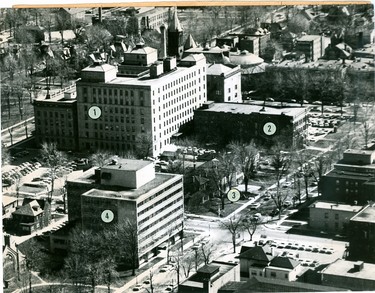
[66,158,184,264]
[76,53,206,156]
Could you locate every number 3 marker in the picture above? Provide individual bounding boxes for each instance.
[227,188,241,202]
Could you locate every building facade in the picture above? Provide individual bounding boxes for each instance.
[320,149,375,204]
[66,158,184,264]
[206,63,242,103]
[348,204,375,264]
[34,89,78,150]
[76,53,207,156]
[296,35,328,62]
[309,201,363,234]
[194,102,307,147]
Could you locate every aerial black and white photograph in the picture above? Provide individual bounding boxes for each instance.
[1,3,375,292]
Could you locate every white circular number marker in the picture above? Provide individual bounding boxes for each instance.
[263,122,277,136]
[227,188,241,202]
[101,210,114,223]
[88,106,102,120]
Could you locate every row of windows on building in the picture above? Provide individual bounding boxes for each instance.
[137,179,182,207]
[138,199,183,234]
[83,116,146,127]
[37,128,75,137]
[36,110,72,120]
[36,119,74,130]
[139,215,183,251]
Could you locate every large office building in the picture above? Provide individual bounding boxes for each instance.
[66,158,184,263]
[194,102,308,146]
[76,52,207,156]
[320,149,375,204]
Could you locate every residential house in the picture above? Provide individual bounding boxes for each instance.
[238,245,274,280]
[265,256,302,281]
[10,199,51,235]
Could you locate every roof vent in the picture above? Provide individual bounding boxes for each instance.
[353,261,364,272]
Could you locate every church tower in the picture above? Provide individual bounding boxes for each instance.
[167,8,184,60]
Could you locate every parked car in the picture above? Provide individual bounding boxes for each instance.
[249,203,261,210]
[132,284,143,291]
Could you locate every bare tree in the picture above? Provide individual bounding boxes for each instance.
[242,216,261,241]
[270,143,291,218]
[220,215,244,253]
[85,25,113,52]
[359,101,375,149]
[134,131,153,159]
[114,220,139,276]
[200,242,216,265]
[293,151,314,199]
[209,152,237,211]
[180,251,195,278]
[229,141,259,193]
[90,150,112,167]
[40,142,67,202]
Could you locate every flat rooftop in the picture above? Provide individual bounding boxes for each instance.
[323,259,375,281]
[81,172,180,201]
[350,205,375,223]
[102,159,151,171]
[324,169,375,180]
[311,201,363,213]
[197,103,306,119]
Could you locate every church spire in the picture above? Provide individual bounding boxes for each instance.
[168,7,183,32]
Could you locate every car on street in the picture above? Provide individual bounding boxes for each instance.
[159,265,173,273]
[249,203,261,210]
[132,284,143,291]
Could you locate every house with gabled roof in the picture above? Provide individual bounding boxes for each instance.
[238,245,275,280]
[265,256,302,281]
[10,199,51,235]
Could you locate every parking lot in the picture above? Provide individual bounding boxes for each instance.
[307,106,353,143]
[257,238,346,267]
